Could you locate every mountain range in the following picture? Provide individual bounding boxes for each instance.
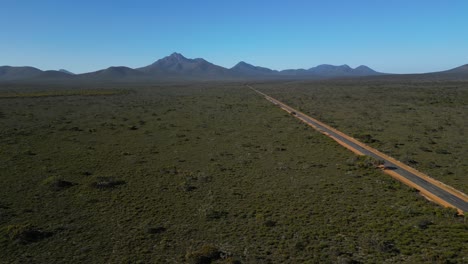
[1,52,467,82]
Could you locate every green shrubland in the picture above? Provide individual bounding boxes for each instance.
[0,82,466,263]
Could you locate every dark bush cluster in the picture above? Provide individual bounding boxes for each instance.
[146,226,166,234]
[185,244,223,264]
[6,224,53,244]
[347,155,384,169]
[205,210,228,221]
[50,179,75,191]
[354,133,379,143]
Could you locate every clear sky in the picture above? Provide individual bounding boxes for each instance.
[1,0,467,74]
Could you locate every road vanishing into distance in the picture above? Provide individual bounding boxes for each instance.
[248,85,468,214]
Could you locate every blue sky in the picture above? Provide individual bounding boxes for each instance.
[1,0,467,74]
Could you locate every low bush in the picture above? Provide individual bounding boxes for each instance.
[185,244,222,264]
[91,177,126,189]
[42,176,75,191]
[6,224,53,244]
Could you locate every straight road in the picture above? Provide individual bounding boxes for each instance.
[249,85,468,214]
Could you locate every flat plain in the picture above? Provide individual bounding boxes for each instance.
[0,82,466,263]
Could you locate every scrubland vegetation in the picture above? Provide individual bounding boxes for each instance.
[0,82,466,263]
[258,80,468,194]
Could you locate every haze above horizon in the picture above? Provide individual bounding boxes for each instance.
[1,1,467,74]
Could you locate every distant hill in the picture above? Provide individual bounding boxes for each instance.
[37,70,75,79]
[229,61,382,78]
[230,61,277,76]
[309,64,354,76]
[59,69,75,75]
[0,66,74,81]
[79,66,145,80]
[279,68,310,76]
[442,64,468,74]
[278,64,382,77]
[418,64,468,80]
[1,53,466,82]
[353,65,381,75]
[0,66,43,80]
[377,64,468,81]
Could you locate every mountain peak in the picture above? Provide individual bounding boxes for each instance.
[233,61,255,68]
[236,61,249,66]
[136,52,229,78]
[353,65,379,75]
[231,61,275,76]
[168,52,187,60]
[355,65,371,70]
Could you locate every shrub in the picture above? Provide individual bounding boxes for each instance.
[6,224,52,244]
[42,176,75,191]
[91,177,126,189]
[348,155,384,169]
[402,156,418,165]
[51,179,74,190]
[353,133,379,143]
[180,181,197,192]
[264,220,277,227]
[205,210,228,220]
[417,219,433,230]
[146,226,166,234]
[185,244,222,264]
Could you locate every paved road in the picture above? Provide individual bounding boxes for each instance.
[249,86,468,213]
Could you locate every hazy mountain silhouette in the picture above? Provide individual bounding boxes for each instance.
[37,70,75,79]
[1,53,466,82]
[80,66,145,79]
[405,64,468,80]
[309,64,353,76]
[353,65,380,75]
[59,69,75,75]
[442,64,468,74]
[0,66,43,80]
[230,61,277,76]
[278,64,382,77]
[279,68,310,76]
[415,64,468,80]
[137,52,229,79]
